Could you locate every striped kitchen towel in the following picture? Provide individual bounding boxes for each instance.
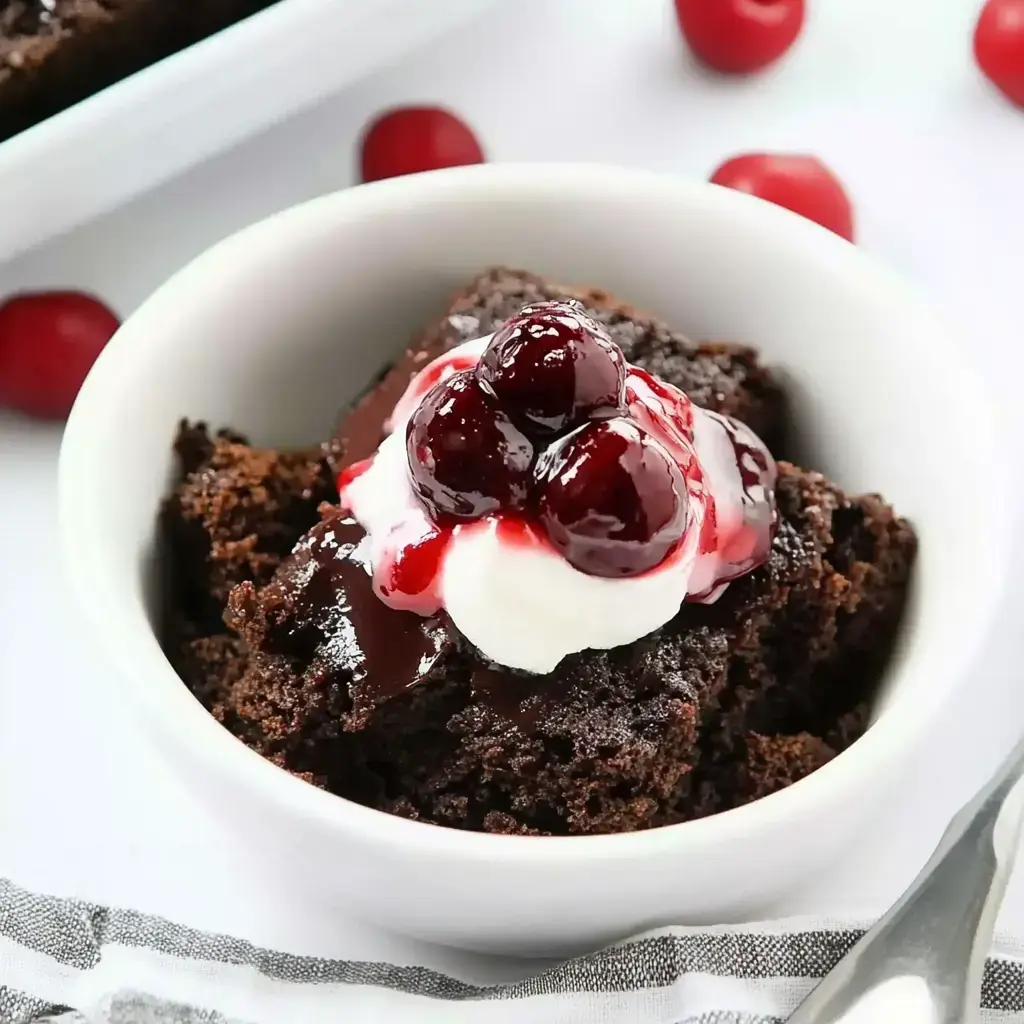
[2,878,1023,1023]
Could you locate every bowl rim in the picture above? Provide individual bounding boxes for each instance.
[58,162,1012,865]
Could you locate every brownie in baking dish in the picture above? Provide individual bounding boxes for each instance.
[0,0,280,143]
[162,267,916,836]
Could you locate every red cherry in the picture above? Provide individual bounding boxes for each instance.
[974,0,1024,108]
[674,0,805,75]
[710,153,855,242]
[359,106,484,183]
[406,369,534,521]
[535,418,688,579]
[0,291,120,420]
[478,300,626,436]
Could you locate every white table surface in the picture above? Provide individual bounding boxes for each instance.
[3,0,1024,985]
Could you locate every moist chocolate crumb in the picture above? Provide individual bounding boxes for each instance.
[161,420,335,644]
[162,269,916,836]
[739,732,838,801]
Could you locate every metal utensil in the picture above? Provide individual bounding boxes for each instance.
[788,735,1024,1024]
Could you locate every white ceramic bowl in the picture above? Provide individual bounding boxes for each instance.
[59,164,1008,957]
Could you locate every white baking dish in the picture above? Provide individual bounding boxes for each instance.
[0,0,495,264]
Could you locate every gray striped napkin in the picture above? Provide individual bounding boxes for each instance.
[2,877,1023,1023]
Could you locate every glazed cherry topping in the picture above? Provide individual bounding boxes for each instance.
[674,0,805,75]
[974,0,1024,109]
[0,290,120,420]
[406,369,534,520]
[477,300,626,436]
[710,153,855,242]
[534,418,688,578]
[359,106,484,184]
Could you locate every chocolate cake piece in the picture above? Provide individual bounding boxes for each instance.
[163,268,915,836]
[215,460,914,836]
[336,267,786,467]
[162,420,334,645]
[0,1,279,143]
[222,505,728,834]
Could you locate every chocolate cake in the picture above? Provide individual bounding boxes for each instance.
[162,267,916,836]
[0,1,280,143]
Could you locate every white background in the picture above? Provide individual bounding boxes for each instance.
[3,0,1024,983]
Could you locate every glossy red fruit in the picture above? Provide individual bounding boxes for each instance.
[406,369,534,521]
[360,106,484,183]
[535,418,688,579]
[974,0,1024,108]
[478,300,626,436]
[0,291,120,420]
[710,153,855,241]
[674,0,805,75]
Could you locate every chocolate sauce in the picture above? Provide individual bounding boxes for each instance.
[330,312,486,471]
[331,340,452,468]
[281,515,454,711]
[274,512,563,731]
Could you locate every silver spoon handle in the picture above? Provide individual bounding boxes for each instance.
[789,735,1024,1024]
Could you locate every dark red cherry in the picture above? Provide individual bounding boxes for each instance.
[674,0,805,75]
[359,106,484,183]
[710,153,854,242]
[477,300,626,436]
[0,291,120,420]
[975,0,1024,109]
[535,418,688,578]
[406,369,534,521]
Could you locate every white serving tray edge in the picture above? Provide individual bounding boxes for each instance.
[0,0,495,265]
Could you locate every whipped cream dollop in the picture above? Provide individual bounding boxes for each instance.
[338,331,777,675]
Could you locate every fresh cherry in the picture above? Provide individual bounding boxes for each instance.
[534,418,688,578]
[974,0,1024,108]
[710,153,855,242]
[477,300,626,436]
[674,0,805,75]
[359,106,484,183]
[406,369,534,520]
[0,291,120,420]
